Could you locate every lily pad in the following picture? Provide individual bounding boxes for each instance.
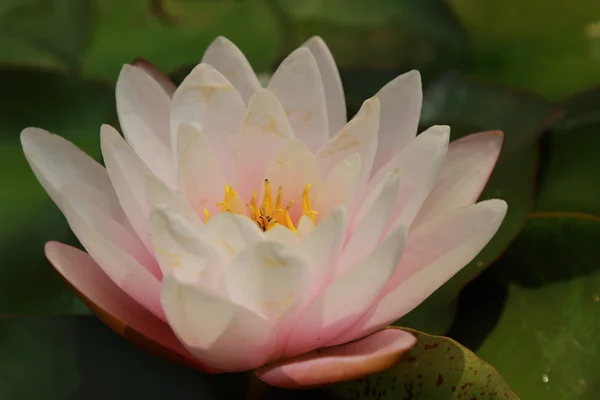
[331,328,517,399]
[397,73,561,334]
[452,215,600,399]
[449,0,600,99]
[0,0,92,70]
[0,67,114,314]
[535,88,600,215]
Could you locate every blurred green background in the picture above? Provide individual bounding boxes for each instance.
[1,0,600,399]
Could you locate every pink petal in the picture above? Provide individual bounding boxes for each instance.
[268,48,329,152]
[255,327,416,389]
[314,153,362,221]
[132,58,176,97]
[371,70,422,175]
[330,199,507,346]
[44,242,210,372]
[201,36,262,104]
[116,65,174,186]
[161,275,276,372]
[303,36,346,135]
[413,131,504,227]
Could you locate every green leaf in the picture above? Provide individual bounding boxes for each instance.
[0,316,247,399]
[81,0,281,80]
[449,0,600,99]
[535,88,600,215]
[331,328,517,399]
[0,67,114,314]
[0,0,92,70]
[397,73,561,334]
[451,215,600,399]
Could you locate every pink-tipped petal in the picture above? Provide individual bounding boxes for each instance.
[303,36,346,135]
[132,58,177,97]
[44,242,210,372]
[255,327,416,389]
[371,70,422,175]
[413,130,504,227]
[201,36,262,104]
[116,65,174,186]
[268,48,329,152]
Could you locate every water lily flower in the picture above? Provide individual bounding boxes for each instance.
[21,36,507,388]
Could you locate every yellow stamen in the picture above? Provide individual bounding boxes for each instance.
[261,180,274,215]
[203,208,211,222]
[302,184,318,224]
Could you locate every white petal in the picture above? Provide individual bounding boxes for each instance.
[149,209,223,287]
[176,124,228,216]
[372,70,422,174]
[268,48,328,152]
[60,191,164,320]
[330,199,507,346]
[171,63,246,179]
[204,212,264,264]
[201,36,262,104]
[232,89,294,201]
[145,175,203,228]
[314,153,362,221]
[265,139,322,221]
[225,241,312,326]
[132,58,177,97]
[20,128,125,223]
[303,36,346,135]
[413,131,503,227]
[264,225,299,248]
[284,224,407,358]
[369,125,450,231]
[101,125,156,250]
[116,65,174,186]
[296,216,315,239]
[297,206,347,293]
[161,275,276,372]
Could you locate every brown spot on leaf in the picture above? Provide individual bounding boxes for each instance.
[436,374,444,387]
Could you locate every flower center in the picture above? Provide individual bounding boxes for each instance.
[204,180,317,232]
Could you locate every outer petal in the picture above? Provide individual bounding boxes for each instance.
[171,63,246,179]
[303,36,346,135]
[283,224,407,358]
[267,48,329,152]
[116,65,174,186]
[132,58,177,97]
[201,36,262,104]
[60,191,164,320]
[413,131,504,227]
[330,199,507,346]
[255,328,416,389]
[101,125,155,250]
[232,89,294,201]
[45,242,203,371]
[20,128,125,224]
[161,275,276,372]
[176,124,228,216]
[372,70,422,174]
[368,125,449,231]
[149,209,223,288]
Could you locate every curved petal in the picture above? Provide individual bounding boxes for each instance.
[145,175,202,227]
[314,153,362,221]
[60,191,164,320]
[45,242,207,372]
[330,199,507,346]
[372,70,422,175]
[284,224,407,358]
[267,48,328,152]
[203,212,264,264]
[132,58,176,97]
[303,36,346,134]
[20,127,125,224]
[201,36,261,104]
[101,124,155,250]
[171,63,246,179]
[413,131,504,227]
[176,124,228,216]
[255,328,416,389]
[116,65,174,186]
[161,275,276,372]
[149,208,224,288]
[232,89,294,201]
